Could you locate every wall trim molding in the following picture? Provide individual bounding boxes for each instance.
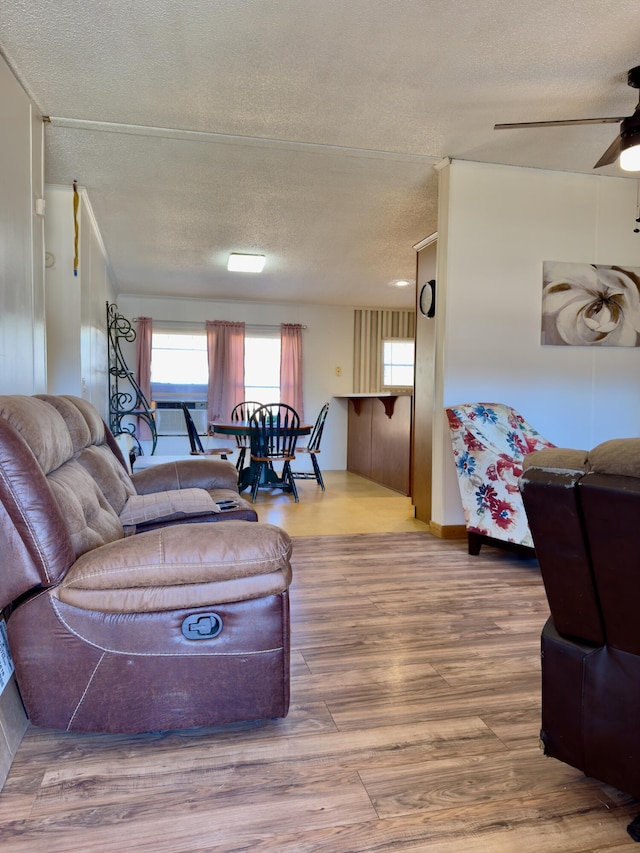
[413,232,438,252]
[427,521,467,540]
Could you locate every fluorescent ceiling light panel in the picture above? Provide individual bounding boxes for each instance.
[227,253,266,272]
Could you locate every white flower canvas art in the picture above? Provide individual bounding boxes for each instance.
[541,261,640,347]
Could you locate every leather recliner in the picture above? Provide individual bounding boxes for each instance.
[520,439,640,799]
[0,394,293,733]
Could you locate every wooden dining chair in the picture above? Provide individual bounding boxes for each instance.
[249,403,300,502]
[181,402,232,459]
[291,402,329,490]
[230,400,263,471]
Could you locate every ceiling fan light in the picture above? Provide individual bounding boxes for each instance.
[620,142,640,171]
[227,253,266,272]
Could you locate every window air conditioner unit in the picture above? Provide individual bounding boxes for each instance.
[155,405,208,436]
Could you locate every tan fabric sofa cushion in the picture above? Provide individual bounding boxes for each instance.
[131,457,239,494]
[522,447,590,473]
[0,396,73,473]
[36,394,94,454]
[55,522,293,612]
[119,488,220,527]
[525,439,640,479]
[47,460,124,557]
[36,394,136,515]
[76,445,136,514]
[588,438,640,478]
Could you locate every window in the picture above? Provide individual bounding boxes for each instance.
[382,339,414,388]
[150,332,208,402]
[244,334,281,404]
[149,328,283,407]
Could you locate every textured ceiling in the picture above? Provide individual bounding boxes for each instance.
[2,0,640,307]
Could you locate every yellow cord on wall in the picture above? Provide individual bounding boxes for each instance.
[73,180,79,276]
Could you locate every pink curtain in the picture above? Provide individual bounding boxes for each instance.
[280,323,304,420]
[206,321,246,422]
[135,316,153,439]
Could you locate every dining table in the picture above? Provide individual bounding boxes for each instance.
[209,419,312,492]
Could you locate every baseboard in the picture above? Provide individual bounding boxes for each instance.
[427,522,467,540]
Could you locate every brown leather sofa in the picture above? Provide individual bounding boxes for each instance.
[519,439,640,800]
[0,394,292,733]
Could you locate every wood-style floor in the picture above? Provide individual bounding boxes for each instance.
[254,469,431,536]
[0,473,637,851]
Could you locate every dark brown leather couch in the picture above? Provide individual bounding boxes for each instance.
[0,394,292,733]
[520,440,640,799]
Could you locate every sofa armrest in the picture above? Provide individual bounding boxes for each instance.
[522,447,590,474]
[519,457,604,645]
[131,458,239,494]
[54,520,292,612]
[588,437,640,478]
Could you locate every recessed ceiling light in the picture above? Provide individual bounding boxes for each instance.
[388,278,414,288]
[227,253,266,273]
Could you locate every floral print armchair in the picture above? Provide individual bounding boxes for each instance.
[446,403,555,554]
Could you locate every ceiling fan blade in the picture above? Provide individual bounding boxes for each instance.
[593,134,622,169]
[494,117,625,130]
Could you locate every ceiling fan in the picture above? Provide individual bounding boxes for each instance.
[494,65,640,171]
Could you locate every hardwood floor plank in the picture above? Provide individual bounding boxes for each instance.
[476,707,542,749]
[360,746,583,817]
[321,678,540,731]
[1,476,637,850]
[32,718,504,795]
[195,803,638,853]
[292,661,445,703]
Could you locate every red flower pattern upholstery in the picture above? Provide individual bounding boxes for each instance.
[446,403,555,552]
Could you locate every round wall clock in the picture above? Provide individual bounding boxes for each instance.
[419,280,436,318]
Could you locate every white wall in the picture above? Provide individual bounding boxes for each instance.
[0,50,47,785]
[433,160,640,526]
[116,294,353,469]
[0,55,46,394]
[0,51,113,409]
[44,186,115,418]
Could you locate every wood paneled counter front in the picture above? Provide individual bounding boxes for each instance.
[336,393,412,495]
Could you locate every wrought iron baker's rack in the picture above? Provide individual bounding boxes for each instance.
[107,301,157,455]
